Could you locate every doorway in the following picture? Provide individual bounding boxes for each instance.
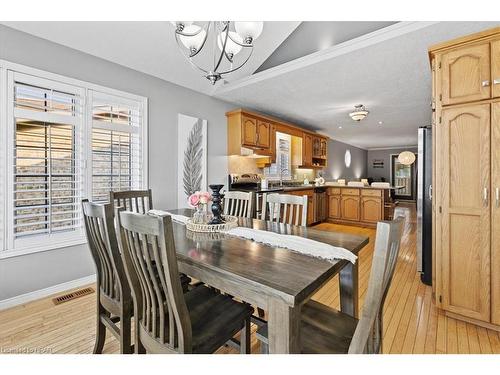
[391,154,417,201]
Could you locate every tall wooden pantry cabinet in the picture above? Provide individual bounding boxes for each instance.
[430,27,500,330]
[429,28,500,330]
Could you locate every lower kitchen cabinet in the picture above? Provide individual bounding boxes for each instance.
[341,196,360,221]
[328,195,341,219]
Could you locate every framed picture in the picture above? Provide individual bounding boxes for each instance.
[177,114,207,208]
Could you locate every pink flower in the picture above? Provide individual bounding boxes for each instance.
[188,193,200,207]
[199,192,212,204]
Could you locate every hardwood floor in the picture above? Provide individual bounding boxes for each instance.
[1,203,499,354]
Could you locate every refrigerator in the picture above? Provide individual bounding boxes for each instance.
[417,126,432,285]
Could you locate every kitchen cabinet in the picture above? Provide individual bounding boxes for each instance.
[256,120,271,149]
[441,43,490,105]
[360,196,383,223]
[314,189,327,222]
[241,115,258,146]
[430,27,500,328]
[341,196,360,221]
[328,194,341,219]
[302,133,313,168]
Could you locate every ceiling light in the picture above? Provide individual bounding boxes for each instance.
[172,21,264,84]
[349,104,369,122]
[338,126,342,129]
[378,121,383,125]
[398,151,416,165]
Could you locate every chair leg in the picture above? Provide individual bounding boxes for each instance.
[120,310,133,354]
[240,318,251,354]
[93,308,106,354]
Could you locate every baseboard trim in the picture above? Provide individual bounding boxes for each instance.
[0,274,97,311]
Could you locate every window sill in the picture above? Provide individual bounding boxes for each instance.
[0,236,87,259]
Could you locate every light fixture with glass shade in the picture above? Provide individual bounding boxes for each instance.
[349,104,369,122]
[171,21,264,85]
[398,151,416,165]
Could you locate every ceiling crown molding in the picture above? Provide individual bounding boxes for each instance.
[213,21,439,96]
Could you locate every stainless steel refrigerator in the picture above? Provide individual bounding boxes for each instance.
[417,126,432,285]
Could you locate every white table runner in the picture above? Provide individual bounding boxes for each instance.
[147,210,357,264]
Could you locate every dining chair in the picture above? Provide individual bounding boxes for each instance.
[256,215,405,354]
[110,189,153,214]
[223,191,254,218]
[261,193,308,227]
[82,199,133,354]
[117,210,254,354]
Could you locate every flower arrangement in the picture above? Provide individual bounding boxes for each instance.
[188,191,212,208]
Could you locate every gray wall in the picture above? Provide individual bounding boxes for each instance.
[323,139,367,181]
[0,25,234,301]
[367,147,418,182]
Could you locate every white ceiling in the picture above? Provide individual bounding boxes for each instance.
[215,21,500,149]
[4,21,500,149]
[0,21,300,95]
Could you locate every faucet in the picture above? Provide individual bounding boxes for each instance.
[278,166,289,187]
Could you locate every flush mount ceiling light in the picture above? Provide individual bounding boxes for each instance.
[171,21,264,85]
[349,104,369,122]
[398,151,416,165]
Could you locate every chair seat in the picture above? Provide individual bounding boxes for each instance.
[184,285,254,353]
[255,299,358,354]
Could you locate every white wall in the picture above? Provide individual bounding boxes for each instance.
[0,25,235,301]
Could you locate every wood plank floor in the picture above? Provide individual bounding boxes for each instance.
[1,203,499,354]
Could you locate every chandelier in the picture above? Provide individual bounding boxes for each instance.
[349,104,369,122]
[171,21,264,84]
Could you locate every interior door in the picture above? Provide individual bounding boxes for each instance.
[391,154,417,201]
[491,102,500,325]
[441,103,490,321]
[441,43,491,105]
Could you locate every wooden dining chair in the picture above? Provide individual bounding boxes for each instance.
[261,193,308,227]
[256,215,405,354]
[82,199,133,354]
[117,210,254,354]
[111,189,191,292]
[223,191,254,218]
[110,189,153,214]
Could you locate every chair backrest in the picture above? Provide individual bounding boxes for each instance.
[371,182,390,188]
[110,189,153,214]
[348,215,405,354]
[261,193,308,227]
[82,200,130,303]
[347,181,365,187]
[117,210,191,353]
[223,191,254,218]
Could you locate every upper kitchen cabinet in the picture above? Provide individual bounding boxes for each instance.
[492,39,500,98]
[227,109,328,168]
[441,43,490,105]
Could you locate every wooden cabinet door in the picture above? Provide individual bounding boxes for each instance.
[328,195,341,219]
[491,102,500,325]
[492,40,500,98]
[302,133,313,167]
[361,197,382,223]
[307,195,314,225]
[241,115,257,146]
[341,196,360,221]
[256,120,271,149]
[441,103,490,321]
[441,43,490,105]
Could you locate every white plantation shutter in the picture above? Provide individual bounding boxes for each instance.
[8,72,85,245]
[90,91,144,202]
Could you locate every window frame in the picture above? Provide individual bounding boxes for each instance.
[0,60,148,259]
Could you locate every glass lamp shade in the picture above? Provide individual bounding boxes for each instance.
[344,150,352,168]
[179,25,206,52]
[398,151,416,165]
[235,21,264,43]
[217,31,243,56]
[349,105,369,122]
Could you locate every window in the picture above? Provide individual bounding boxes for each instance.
[0,62,148,257]
[264,132,291,180]
[90,92,144,202]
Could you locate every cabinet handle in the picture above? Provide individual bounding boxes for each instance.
[494,79,500,85]
[482,80,490,87]
[496,188,499,208]
[483,187,489,206]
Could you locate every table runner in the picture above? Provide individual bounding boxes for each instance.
[147,210,357,264]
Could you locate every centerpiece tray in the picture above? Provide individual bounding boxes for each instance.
[186,215,238,233]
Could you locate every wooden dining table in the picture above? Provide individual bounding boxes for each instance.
[167,209,369,354]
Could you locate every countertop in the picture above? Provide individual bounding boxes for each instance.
[234,183,403,194]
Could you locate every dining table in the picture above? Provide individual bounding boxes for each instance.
[167,208,370,354]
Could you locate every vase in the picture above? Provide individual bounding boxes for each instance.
[208,184,225,224]
[192,204,208,224]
